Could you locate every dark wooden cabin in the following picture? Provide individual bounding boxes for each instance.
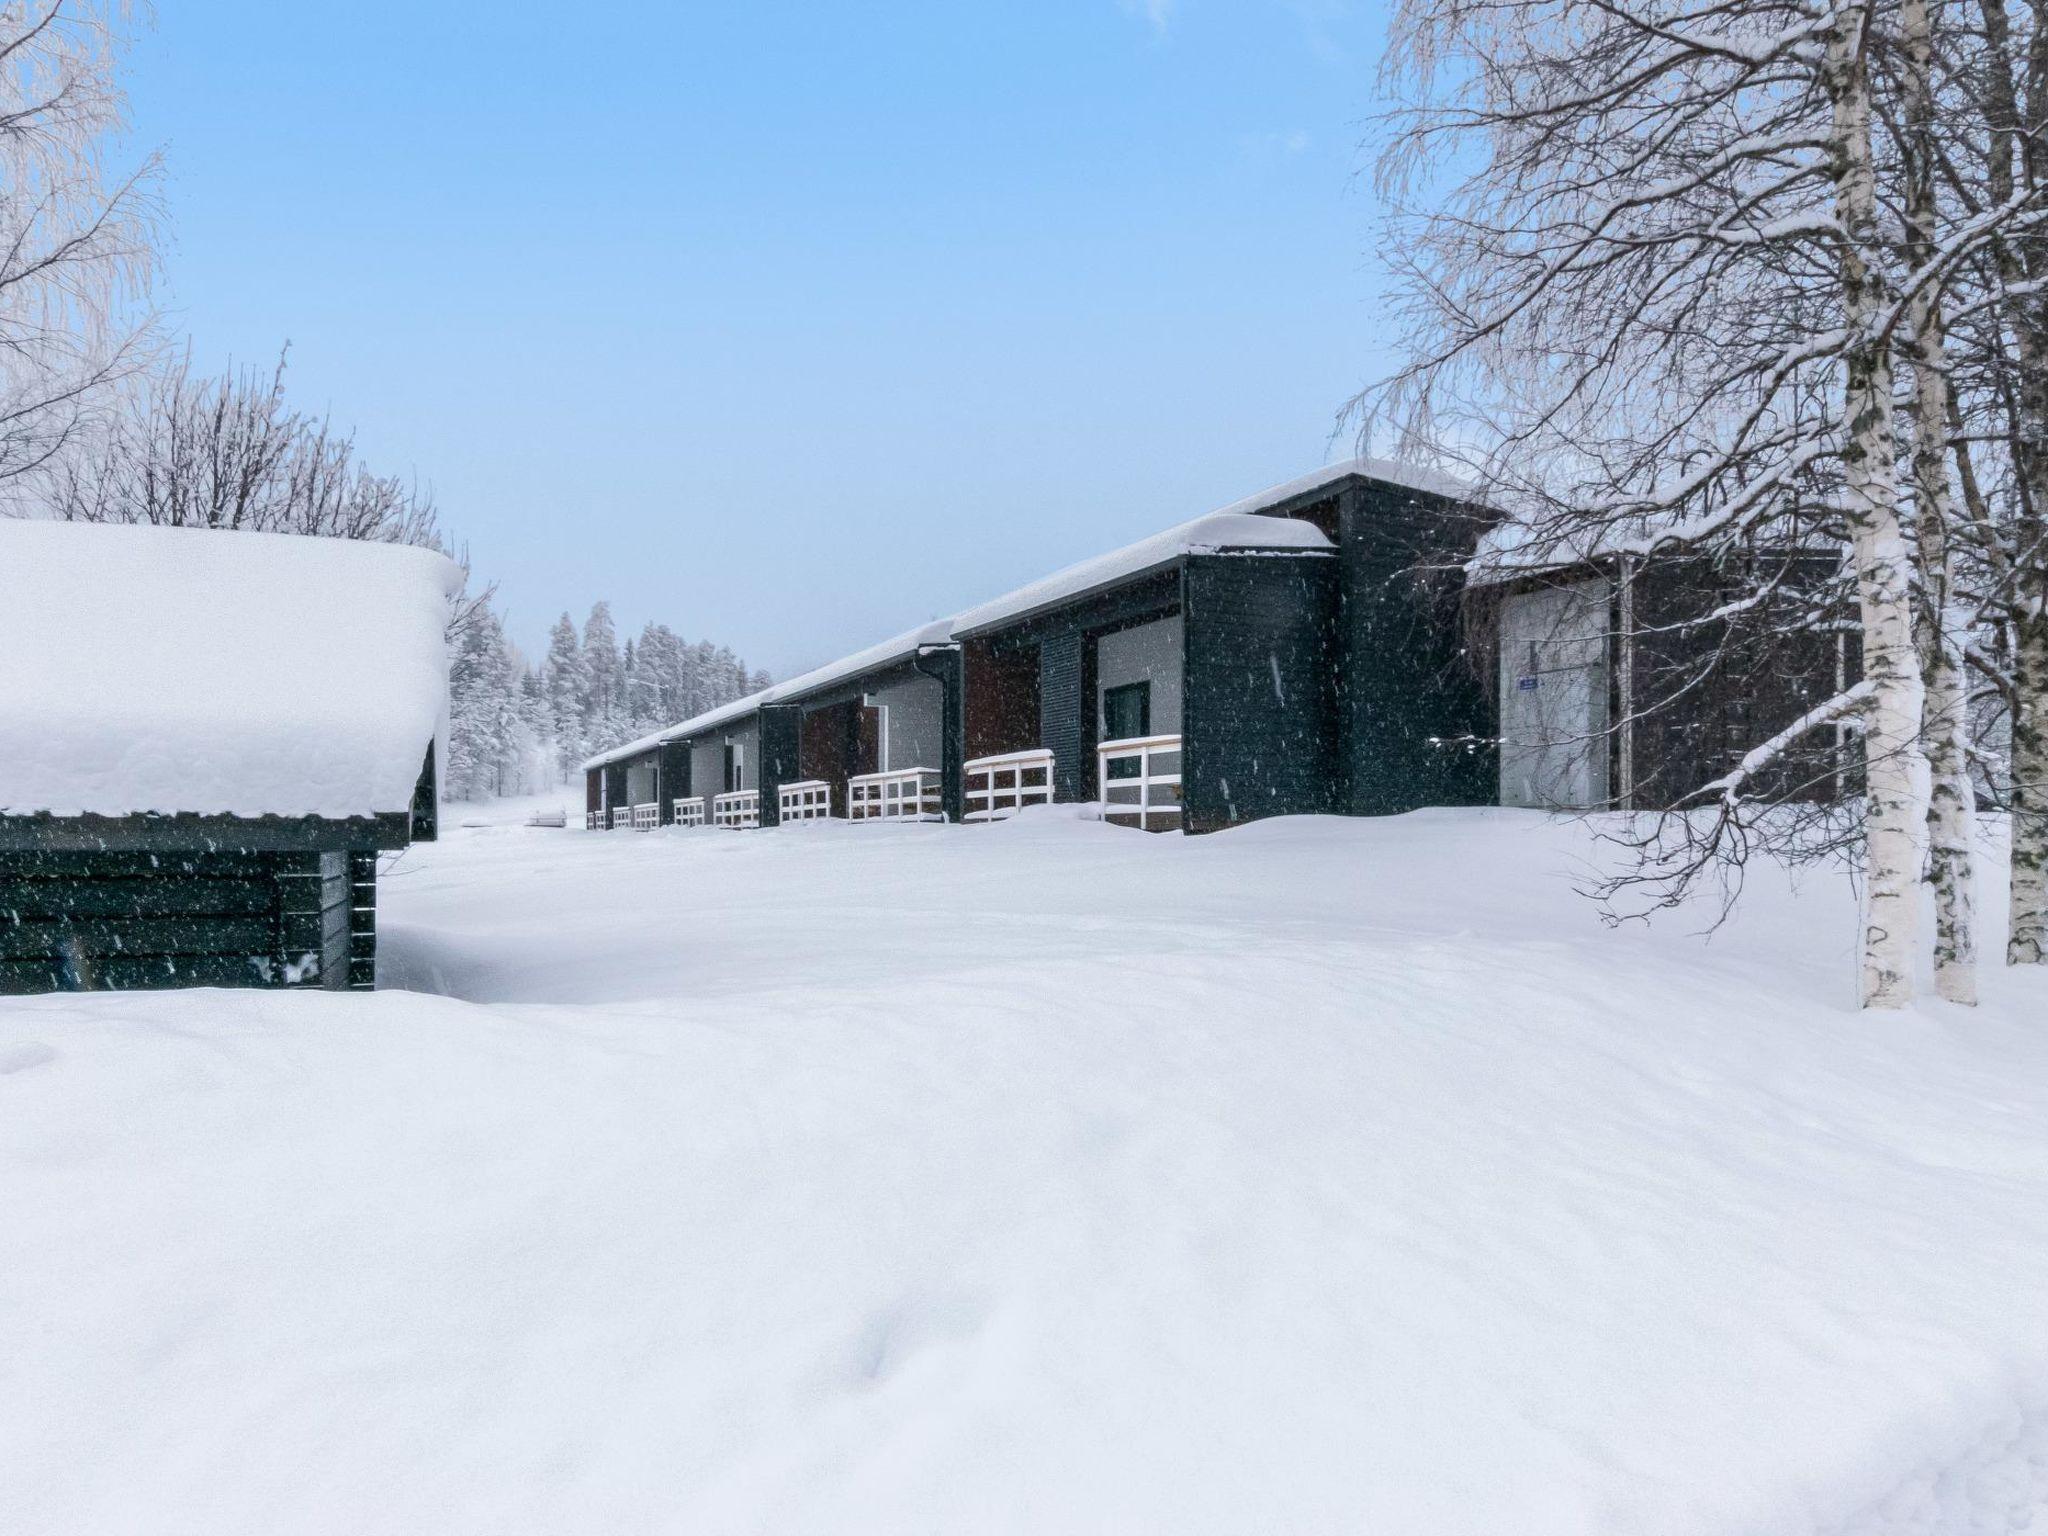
[0,521,459,995]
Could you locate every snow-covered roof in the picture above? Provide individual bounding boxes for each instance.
[0,520,462,821]
[950,456,1458,635]
[582,618,958,771]
[582,458,1460,771]
[949,511,1330,636]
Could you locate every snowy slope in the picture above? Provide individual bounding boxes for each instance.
[4,810,2047,1534]
[0,521,462,819]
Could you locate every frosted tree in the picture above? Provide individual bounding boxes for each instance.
[541,612,586,781]
[43,347,443,547]
[1957,0,2048,965]
[1361,0,2044,1005]
[1895,0,1978,1001]
[0,0,157,495]
[446,601,520,800]
[580,602,623,748]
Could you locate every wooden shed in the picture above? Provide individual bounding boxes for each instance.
[0,521,459,993]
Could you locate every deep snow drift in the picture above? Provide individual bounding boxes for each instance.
[4,807,2047,1535]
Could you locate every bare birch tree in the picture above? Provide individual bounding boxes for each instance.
[0,1,156,493]
[1361,0,2045,1005]
[43,346,444,547]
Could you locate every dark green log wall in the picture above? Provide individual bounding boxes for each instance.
[0,848,373,994]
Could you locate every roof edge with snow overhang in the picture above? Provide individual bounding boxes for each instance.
[582,458,1464,772]
[0,520,463,821]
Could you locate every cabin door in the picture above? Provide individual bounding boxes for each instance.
[1498,581,1610,809]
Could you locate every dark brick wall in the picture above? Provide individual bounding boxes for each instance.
[1336,482,1497,814]
[1625,555,1848,807]
[1182,553,1342,832]
[1038,629,1093,803]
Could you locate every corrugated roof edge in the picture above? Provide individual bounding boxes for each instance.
[581,458,1467,772]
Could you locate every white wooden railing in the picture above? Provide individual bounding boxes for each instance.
[778,779,833,823]
[964,749,1054,823]
[1097,734,1182,831]
[712,789,760,829]
[586,809,608,831]
[848,766,943,822]
[672,796,706,827]
[630,802,659,830]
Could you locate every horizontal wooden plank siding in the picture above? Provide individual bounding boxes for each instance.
[0,845,379,995]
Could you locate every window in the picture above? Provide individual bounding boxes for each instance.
[1102,681,1151,746]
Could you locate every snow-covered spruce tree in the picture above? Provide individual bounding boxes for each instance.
[1361,0,2043,1005]
[542,612,586,782]
[579,601,623,751]
[0,0,156,495]
[446,600,520,800]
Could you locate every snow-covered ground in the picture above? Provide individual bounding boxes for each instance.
[5,805,2048,1534]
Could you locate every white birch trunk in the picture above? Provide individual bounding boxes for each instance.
[1981,0,2048,964]
[1827,0,1928,1008]
[1902,0,1978,1003]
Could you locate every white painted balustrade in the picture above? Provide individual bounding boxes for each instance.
[672,796,706,827]
[963,749,1054,823]
[1097,734,1182,831]
[630,802,659,830]
[847,766,943,822]
[586,809,609,830]
[712,790,761,829]
[778,780,833,823]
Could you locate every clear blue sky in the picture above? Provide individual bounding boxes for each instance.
[125,1,1399,677]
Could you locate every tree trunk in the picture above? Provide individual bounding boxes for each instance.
[1903,0,1977,1002]
[1828,0,1928,1008]
[1979,0,2048,963]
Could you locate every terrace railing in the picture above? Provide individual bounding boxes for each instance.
[1097,733,1182,832]
[672,796,706,828]
[630,802,660,830]
[963,749,1054,823]
[586,809,609,831]
[778,779,834,823]
[848,766,943,822]
[712,789,761,830]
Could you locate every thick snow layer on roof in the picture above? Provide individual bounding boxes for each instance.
[583,459,1459,770]
[1217,453,1471,514]
[0,520,461,820]
[950,511,1331,636]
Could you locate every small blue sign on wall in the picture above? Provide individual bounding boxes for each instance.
[1516,676,1541,692]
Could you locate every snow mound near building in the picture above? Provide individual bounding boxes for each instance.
[0,520,463,819]
[4,809,2047,1534]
